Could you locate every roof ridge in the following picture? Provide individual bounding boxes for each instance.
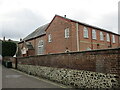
[55,15,120,36]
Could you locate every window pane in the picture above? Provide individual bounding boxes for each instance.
[92,29,96,39]
[100,32,104,40]
[112,35,115,43]
[48,34,52,42]
[84,27,88,38]
[38,40,44,54]
[107,33,110,42]
[65,28,69,38]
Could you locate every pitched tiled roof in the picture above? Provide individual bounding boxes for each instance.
[23,23,49,41]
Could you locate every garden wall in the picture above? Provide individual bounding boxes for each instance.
[16,48,120,75]
[4,48,120,88]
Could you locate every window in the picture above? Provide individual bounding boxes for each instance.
[38,40,44,55]
[84,27,88,38]
[21,47,27,54]
[92,29,96,39]
[65,28,69,38]
[106,33,110,42]
[100,32,104,41]
[112,35,115,43]
[48,34,52,42]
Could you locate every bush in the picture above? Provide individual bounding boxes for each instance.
[2,41,17,57]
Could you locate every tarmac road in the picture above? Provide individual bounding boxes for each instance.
[0,63,2,89]
[1,64,70,89]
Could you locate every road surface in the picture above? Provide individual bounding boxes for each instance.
[0,63,2,89]
[1,64,70,89]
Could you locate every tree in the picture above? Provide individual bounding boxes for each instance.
[2,41,17,57]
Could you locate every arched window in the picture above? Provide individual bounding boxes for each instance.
[83,27,88,38]
[38,40,44,55]
[65,28,70,38]
[112,35,115,43]
[92,29,96,39]
[100,32,104,41]
[48,34,52,42]
[106,33,110,42]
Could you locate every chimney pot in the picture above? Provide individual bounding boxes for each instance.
[3,36,5,41]
[20,38,22,41]
[64,15,66,18]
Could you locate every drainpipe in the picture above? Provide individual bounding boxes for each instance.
[118,36,119,48]
[109,34,112,48]
[91,29,93,50]
[76,23,80,51]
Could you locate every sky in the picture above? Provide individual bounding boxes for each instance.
[0,0,119,41]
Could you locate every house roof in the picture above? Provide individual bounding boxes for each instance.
[22,23,49,41]
[19,15,120,44]
[55,15,120,36]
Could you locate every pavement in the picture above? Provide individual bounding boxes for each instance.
[1,64,72,89]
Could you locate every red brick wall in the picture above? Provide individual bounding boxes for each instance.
[78,24,119,51]
[27,50,35,56]
[18,35,46,56]
[18,15,120,56]
[79,25,92,51]
[35,36,46,55]
[45,16,74,54]
[45,16,120,53]
[17,48,120,76]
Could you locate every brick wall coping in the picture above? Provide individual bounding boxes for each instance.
[17,48,120,59]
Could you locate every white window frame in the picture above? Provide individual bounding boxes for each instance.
[92,29,96,40]
[38,40,44,55]
[100,32,104,41]
[106,33,110,42]
[48,34,52,42]
[83,27,88,38]
[65,28,70,38]
[112,35,115,43]
[21,47,27,54]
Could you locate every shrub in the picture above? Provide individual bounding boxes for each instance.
[2,41,17,57]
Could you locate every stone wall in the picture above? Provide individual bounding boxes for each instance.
[17,64,120,88]
[17,48,120,75]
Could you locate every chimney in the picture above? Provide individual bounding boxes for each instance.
[3,36,5,41]
[64,15,66,18]
[20,38,22,41]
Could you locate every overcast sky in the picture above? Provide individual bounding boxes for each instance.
[0,0,119,41]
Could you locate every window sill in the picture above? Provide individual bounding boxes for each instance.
[84,37,89,39]
[100,40,104,41]
[92,39,97,40]
[112,42,116,44]
[65,38,69,39]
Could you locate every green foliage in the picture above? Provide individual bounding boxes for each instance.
[2,41,17,57]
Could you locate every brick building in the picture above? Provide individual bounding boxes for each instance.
[18,15,120,56]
